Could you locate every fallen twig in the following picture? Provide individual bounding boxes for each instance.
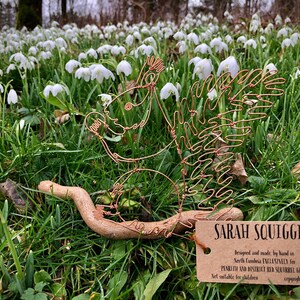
[38,180,243,239]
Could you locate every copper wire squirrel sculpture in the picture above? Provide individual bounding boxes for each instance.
[38,56,284,239]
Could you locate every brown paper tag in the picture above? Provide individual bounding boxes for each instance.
[196,221,300,285]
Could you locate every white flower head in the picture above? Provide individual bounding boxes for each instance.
[19,119,25,130]
[160,83,180,102]
[176,41,187,54]
[99,93,112,107]
[125,34,134,46]
[43,83,68,98]
[281,38,294,49]
[173,31,186,40]
[75,67,91,82]
[293,68,300,80]
[244,39,257,49]
[193,58,213,80]
[194,43,212,54]
[207,88,217,100]
[86,48,98,59]
[187,32,199,45]
[217,56,239,78]
[0,84,3,93]
[65,59,81,73]
[111,45,126,56]
[90,64,115,83]
[7,89,18,105]
[237,36,246,44]
[277,28,288,38]
[7,63,16,73]
[116,60,132,76]
[265,63,277,75]
[188,57,202,67]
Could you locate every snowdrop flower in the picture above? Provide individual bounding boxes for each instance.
[97,45,112,55]
[7,89,18,105]
[99,93,112,107]
[19,119,25,130]
[55,37,67,48]
[0,84,4,93]
[189,57,202,67]
[210,37,228,53]
[0,69,3,77]
[42,40,56,51]
[281,38,294,49]
[7,63,16,73]
[290,33,300,45]
[217,56,239,78]
[39,51,52,60]
[194,43,212,54]
[260,36,266,43]
[207,88,217,100]
[265,63,277,74]
[285,17,291,24]
[125,34,134,46]
[133,31,141,41]
[78,52,87,61]
[65,59,81,73]
[264,23,274,34]
[225,35,233,44]
[275,14,282,26]
[176,41,187,54]
[193,58,213,80]
[110,45,126,56]
[90,64,115,83]
[86,48,98,59]
[43,83,68,98]
[160,83,179,102]
[173,31,186,40]
[187,32,199,45]
[143,37,157,49]
[134,45,156,58]
[250,19,260,33]
[244,39,257,49]
[237,35,247,44]
[277,28,288,38]
[243,98,258,106]
[293,68,300,80]
[75,67,91,82]
[116,60,132,76]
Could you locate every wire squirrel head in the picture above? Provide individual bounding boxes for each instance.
[136,56,165,89]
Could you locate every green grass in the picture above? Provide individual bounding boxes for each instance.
[1,15,300,299]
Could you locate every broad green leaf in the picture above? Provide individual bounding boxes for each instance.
[143,269,172,300]
[292,287,300,299]
[248,176,267,193]
[21,288,48,300]
[25,250,34,288]
[35,281,47,293]
[51,283,67,297]
[34,270,51,284]
[107,270,128,298]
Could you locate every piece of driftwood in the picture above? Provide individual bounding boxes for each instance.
[38,180,243,240]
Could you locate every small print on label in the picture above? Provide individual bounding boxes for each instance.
[195,221,300,285]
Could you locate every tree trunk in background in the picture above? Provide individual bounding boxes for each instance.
[61,0,67,23]
[16,0,42,30]
[272,0,299,22]
[213,0,228,20]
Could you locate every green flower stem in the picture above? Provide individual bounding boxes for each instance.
[0,202,24,290]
